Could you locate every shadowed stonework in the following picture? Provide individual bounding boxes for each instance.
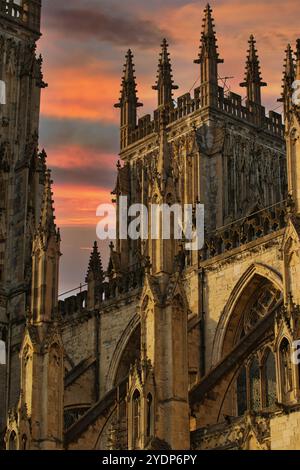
[2,1,300,451]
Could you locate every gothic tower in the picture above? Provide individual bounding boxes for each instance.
[5,171,63,450]
[0,0,46,432]
[282,42,300,213]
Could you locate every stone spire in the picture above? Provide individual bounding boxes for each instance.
[86,241,104,283]
[240,35,266,105]
[115,50,143,150]
[194,4,223,84]
[152,38,178,108]
[86,241,104,310]
[194,4,223,106]
[280,44,295,120]
[38,169,59,240]
[31,170,60,323]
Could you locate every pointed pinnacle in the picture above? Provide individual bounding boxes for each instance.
[152,38,178,106]
[203,4,214,37]
[278,44,295,105]
[40,170,56,234]
[86,241,103,282]
[124,49,134,81]
[240,35,266,88]
[114,49,142,108]
[248,35,257,61]
[161,38,169,64]
[194,4,223,64]
[285,44,295,79]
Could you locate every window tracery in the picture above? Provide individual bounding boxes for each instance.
[236,348,277,416]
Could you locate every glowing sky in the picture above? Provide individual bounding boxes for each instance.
[37,0,300,295]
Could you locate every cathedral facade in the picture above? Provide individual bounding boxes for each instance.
[1,0,300,450]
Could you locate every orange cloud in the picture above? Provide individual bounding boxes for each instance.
[48,145,117,170]
[53,183,114,227]
[40,66,120,122]
[40,61,157,123]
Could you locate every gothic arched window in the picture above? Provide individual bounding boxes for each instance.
[9,431,17,450]
[237,366,247,416]
[263,349,276,408]
[280,338,293,399]
[249,357,261,411]
[146,393,153,438]
[132,390,141,449]
[21,434,27,450]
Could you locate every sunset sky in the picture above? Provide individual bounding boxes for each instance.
[37,0,300,295]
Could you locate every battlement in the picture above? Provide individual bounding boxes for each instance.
[126,85,284,149]
[0,0,41,34]
[58,263,145,317]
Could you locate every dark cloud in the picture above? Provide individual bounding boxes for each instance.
[52,165,115,189]
[45,5,170,48]
[39,117,119,154]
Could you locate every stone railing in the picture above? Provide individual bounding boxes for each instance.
[126,85,284,148]
[58,263,144,316]
[97,263,145,303]
[202,201,287,261]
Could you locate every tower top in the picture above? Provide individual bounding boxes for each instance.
[240,35,266,105]
[152,38,178,108]
[0,0,41,36]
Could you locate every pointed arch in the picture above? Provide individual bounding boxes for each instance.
[106,313,141,390]
[211,263,283,365]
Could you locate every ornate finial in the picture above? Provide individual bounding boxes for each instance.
[240,35,266,105]
[152,38,178,107]
[85,241,103,283]
[194,4,223,68]
[114,49,143,110]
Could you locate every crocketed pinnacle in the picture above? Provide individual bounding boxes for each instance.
[152,38,178,107]
[194,4,223,65]
[240,35,266,104]
[114,49,142,108]
[85,241,104,283]
[39,170,57,236]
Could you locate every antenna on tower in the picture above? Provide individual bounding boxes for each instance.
[218,75,234,95]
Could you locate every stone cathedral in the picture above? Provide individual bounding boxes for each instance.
[2,0,300,451]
